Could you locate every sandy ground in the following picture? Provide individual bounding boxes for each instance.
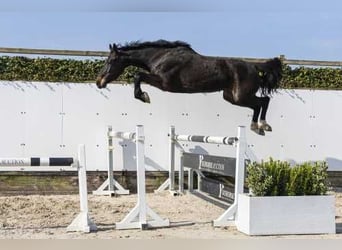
[0,191,341,239]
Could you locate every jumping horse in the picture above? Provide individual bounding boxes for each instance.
[96,40,282,135]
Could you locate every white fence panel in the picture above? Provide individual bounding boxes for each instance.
[0,81,341,171]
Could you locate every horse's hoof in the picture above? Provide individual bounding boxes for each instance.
[141,92,151,103]
[259,120,272,132]
[263,125,272,132]
[251,123,265,136]
[252,128,265,136]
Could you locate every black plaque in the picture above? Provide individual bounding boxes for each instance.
[182,152,235,177]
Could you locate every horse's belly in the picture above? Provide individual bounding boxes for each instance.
[168,82,226,93]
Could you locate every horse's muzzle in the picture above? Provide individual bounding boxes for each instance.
[96,77,107,89]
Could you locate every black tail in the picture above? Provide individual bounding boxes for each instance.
[256,57,283,96]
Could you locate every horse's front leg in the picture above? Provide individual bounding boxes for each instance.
[223,89,265,136]
[250,105,265,136]
[134,72,151,103]
[133,72,164,103]
[258,96,272,132]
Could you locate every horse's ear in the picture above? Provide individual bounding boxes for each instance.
[109,43,118,52]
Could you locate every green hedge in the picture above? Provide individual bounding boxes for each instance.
[282,65,342,89]
[0,56,137,83]
[246,158,329,196]
[0,56,341,89]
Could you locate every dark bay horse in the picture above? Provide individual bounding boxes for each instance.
[96,40,282,135]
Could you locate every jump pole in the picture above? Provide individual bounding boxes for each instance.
[114,125,170,230]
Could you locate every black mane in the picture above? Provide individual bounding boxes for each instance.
[119,40,193,51]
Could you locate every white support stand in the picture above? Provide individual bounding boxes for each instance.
[116,125,170,230]
[66,144,97,233]
[93,126,129,196]
[92,178,129,196]
[155,126,176,194]
[213,126,246,227]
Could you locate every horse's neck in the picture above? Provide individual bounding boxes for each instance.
[125,48,164,70]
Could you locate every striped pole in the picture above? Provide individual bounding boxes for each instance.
[174,134,237,145]
[0,157,74,166]
[108,131,136,140]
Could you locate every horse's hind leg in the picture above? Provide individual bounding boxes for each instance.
[223,90,265,136]
[258,96,272,131]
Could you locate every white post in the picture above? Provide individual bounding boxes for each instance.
[67,144,97,233]
[136,125,147,226]
[169,126,176,191]
[108,126,114,193]
[179,151,184,193]
[213,126,246,227]
[116,126,170,230]
[235,126,246,200]
[78,144,88,213]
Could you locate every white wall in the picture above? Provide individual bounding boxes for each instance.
[0,81,341,171]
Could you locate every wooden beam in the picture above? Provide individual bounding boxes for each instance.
[0,47,108,57]
[0,47,341,67]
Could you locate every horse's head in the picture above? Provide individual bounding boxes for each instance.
[96,43,127,89]
[268,57,283,81]
[258,57,283,95]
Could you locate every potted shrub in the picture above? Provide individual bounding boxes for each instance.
[236,159,335,235]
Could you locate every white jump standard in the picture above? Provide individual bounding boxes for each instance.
[0,144,97,233]
[92,125,129,196]
[160,125,255,227]
[111,125,170,230]
[213,127,247,227]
